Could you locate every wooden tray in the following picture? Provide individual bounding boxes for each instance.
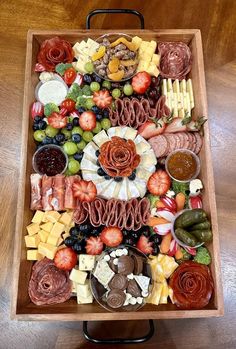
[11,28,224,321]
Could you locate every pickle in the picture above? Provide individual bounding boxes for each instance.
[174,209,207,229]
[189,220,211,231]
[175,228,199,247]
[190,229,213,243]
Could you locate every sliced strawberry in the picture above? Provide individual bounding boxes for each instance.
[79,111,96,131]
[93,90,112,109]
[136,235,153,255]
[138,119,166,139]
[85,236,103,255]
[160,196,177,212]
[54,247,77,271]
[48,112,67,129]
[132,71,151,94]
[31,101,44,119]
[100,226,123,247]
[147,170,171,196]
[72,179,97,202]
[164,117,187,133]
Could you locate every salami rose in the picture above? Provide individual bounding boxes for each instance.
[37,36,74,72]
[98,136,140,177]
[169,261,213,309]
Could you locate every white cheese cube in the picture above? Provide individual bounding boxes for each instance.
[79,255,95,271]
[77,292,93,304]
[77,280,91,298]
[69,269,87,284]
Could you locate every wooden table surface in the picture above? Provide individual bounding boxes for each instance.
[0,0,236,348]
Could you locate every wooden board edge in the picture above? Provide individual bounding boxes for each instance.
[193,30,224,315]
[11,30,33,319]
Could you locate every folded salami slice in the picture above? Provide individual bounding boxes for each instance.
[30,174,42,210]
[73,201,88,224]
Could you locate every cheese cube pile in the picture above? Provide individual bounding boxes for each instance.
[147,254,178,305]
[25,210,74,261]
[132,36,160,77]
[69,254,95,304]
[162,78,194,118]
[72,39,99,73]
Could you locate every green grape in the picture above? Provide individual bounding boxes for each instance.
[77,140,87,150]
[102,80,111,90]
[45,125,59,137]
[72,126,83,136]
[85,98,95,109]
[34,130,46,142]
[92,121,102,134]
[68,159,80,174]
[82,85,91,96]
[76,96,87,108]
[112,88,121,99]
[84,61,94,73]
[90,82,100,92]
[61,128,72,140]
[63,141,78,155]
[82,131,94,143]
[123,83,133,96]
[101,118,111,130]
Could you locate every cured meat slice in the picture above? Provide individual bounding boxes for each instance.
[73,201,88,224]
[64,175,80,209]
[148,135,168,158]
[41,175,53,211]
[28,258,72,305]
[194,132,203,154]
[30,174,42,210]
[52,174,65,211]
[139,198,151,224]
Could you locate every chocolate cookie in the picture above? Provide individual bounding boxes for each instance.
[117,256,134,275]
[132,255,144,274]
[127,279,142,297]
[108,258,118,273]
[108,274,128,291]
[107,289,126,309]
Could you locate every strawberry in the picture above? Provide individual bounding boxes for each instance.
[132,71,151,94]
[138,119,166,139]
[73,179,97,202]
[79,111,96,131]
[147,170,171,196]
[136,235,153,255]
[100,226,123,247]
[93,90,112,109]
[54,247,77,271]
[85,236,103,255]
[164,117,187,133]
[48,112,67,129]
[31,101,44,119]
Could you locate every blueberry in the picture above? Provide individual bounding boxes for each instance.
[123,237,135,246]
[83,74,92,84]
[97,167,106,176]
[72,241,84,254]
[141,230,150,238]
[79,224,92,233]
[33,123,40,131]
[34,116,42,123]
[96,114,103,121]
[72,133,82,143]
[152,245,160,256]
[96,159,100,166]
[74,152,84,161]
[52,138,59,145]
[95,150,100,157]
[77,107,86,113]
[150,234,161,244]
[66,122,73,131]
[128,171,136,180]
[64,236,77,247]
[92,72,102,83]
[70,226,80,236]
[91,106,100,114]
[55,133,65,143]
[38,120,47,130]
[122,230,129,237]
[103,109,109,118]
[104,174,111,180]
[114,177,123,182]
[131,231,140,241]
[42,136,53,145]
[72,117,80,126]
[90,229,100,236]
[111,82,120,89]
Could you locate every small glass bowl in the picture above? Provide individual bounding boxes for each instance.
[171,209,204,249]
[165,149,201,183]
[32,144,68,176]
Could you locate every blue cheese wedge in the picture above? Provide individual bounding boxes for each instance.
[79,254,95,271]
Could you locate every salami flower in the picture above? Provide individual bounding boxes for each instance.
[169,261,213,309]
[37,36,74,72]
[98,136,140,177]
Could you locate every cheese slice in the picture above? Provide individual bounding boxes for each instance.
[93,130,109,147]
[83,142,98,157]
[126,180,140,200]
[140,151,157,167]
[160,279,169,304]
[136,167,153,181]
[123,127,137,140]
[135,141,151,155]
[80,156,99,171]
[146,282,163,305]
[100,180,117,200]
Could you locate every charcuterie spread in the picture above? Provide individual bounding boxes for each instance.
[25,34,214,311]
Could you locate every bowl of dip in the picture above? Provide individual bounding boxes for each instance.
[165,149,200,183]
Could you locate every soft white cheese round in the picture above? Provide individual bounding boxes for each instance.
[37,80,68,105]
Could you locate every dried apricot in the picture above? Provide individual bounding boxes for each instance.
[108,70,125,81]
[110,37,137,51]
[120,59,138,67]
[92,46,106,61]
[108,57,120,73]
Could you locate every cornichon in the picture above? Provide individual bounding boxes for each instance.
[174,209,207,229]
[175,228,199,247]
[190,229,213,242]
[189,220,211,231]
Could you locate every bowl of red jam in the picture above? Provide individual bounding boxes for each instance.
[32,145,68,176]
[165,149,200,183]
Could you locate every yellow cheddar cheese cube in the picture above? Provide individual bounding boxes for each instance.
[31,211,45,224]
[47,234,59,246]
[27,249,43,261]
[40,222,53,233]
[69,269,87,284]
[50,222,65,237]
[38,230,49,243]
[160,255,178,279]
[45,211,61,223]
[59,212,72,226]
[160,279,169,304]
[151,53,160,66]
[25,234,41,248]
[26,223,40,236]
[146,282,163,305]
[38,242,57,259]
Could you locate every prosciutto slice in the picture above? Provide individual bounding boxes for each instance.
[52,174,65,211]
[30,174,42,210]
[41,175,53,211]
[64,175,80,209]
